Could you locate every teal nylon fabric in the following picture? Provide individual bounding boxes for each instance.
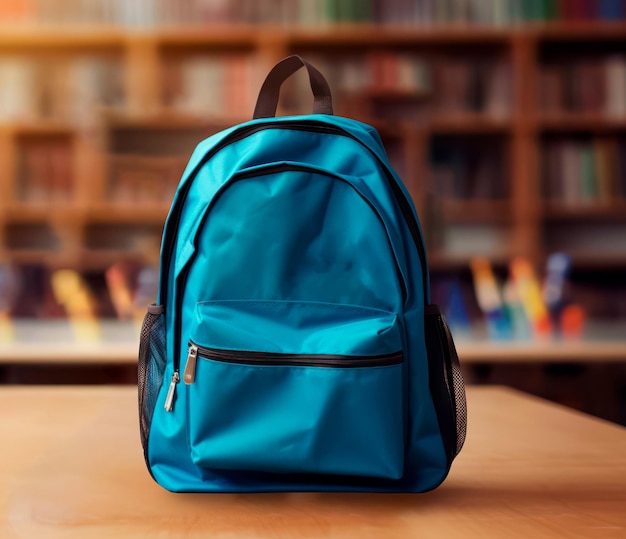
[191,301,401,356]
[148,114,449,492]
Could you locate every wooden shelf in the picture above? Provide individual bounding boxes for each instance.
[535,22,626,41]
[0,26,126,48]
[2,121,76,137]
[540,115,626,132]
[567,252,626,269]
[4,249,69,266]
[428,252,512,271]
[440,199,513,223]
[156,25,259,47]
[429,116,512,134]
[104,109,243,131]
[3,203,83,223]
[77,249,153,270]
[350,88,431,101]
[87,203,170,223]
[543,202,626,221]
[288,24,512,46]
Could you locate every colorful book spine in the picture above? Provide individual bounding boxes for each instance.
[543,137,626,204]
[3,0,626,26]
[51,269,100,341]
[470,257,512,340]
[510,257,552,338]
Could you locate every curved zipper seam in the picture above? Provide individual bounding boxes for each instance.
[175,163,408,375]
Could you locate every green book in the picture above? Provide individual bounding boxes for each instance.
[325,0,339,22]
[579,145,597,202]
[352,0,372,22]
[540,0,559,20]
[523,0,543,21]
[506,0,523,24]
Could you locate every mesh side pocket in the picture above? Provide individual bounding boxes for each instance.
[424,304,467,465]
[138,304,167,466]
[441,315,467,457]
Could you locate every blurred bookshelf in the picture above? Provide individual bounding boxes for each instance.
[0,1,625,422]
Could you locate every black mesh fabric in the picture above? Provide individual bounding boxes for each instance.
[442,315,467,457]
[451,353,467,456]
[425,305,467,465]
[138,305,167,466]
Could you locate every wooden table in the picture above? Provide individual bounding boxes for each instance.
[1,386,625,538]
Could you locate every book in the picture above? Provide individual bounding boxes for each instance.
[51,269,100,341]
[542,136,626,204]
[605,55,626,117]
[579,144,597,202]
[600,0,626,19]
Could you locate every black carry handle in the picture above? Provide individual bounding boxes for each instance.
[253,55,334,119]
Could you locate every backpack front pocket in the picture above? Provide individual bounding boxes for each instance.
[184,300,405,480]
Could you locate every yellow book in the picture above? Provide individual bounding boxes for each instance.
[510,257,551,337]
[51,270,100,342]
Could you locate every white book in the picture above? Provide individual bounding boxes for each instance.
[80,0,101,24]
[605,55,626,118]
[296,0,314,26]
[507,0,522,26]
[485,61,511,119]
[198,0,231,23]
[100,0,115,25]
[340,58,366,92]
[561,143,581,205]
[492,0,507,26]
[115,0,140,26]
[71,58,101,125]
[183,57,224,117]
[0,58,37,122]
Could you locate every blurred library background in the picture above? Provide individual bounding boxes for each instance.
[0,0,625,425]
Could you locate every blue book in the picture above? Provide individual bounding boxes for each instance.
[599,0,625,19]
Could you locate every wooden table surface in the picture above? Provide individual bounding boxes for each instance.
[1,386,625,539]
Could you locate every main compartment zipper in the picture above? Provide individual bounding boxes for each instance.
[183,341,403,385]
[161,120,428,310]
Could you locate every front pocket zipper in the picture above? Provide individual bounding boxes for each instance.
[183,341,403,384]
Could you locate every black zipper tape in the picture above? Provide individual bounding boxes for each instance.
[191,340,403,368]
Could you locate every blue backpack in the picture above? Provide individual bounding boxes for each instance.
[138,56,466,493]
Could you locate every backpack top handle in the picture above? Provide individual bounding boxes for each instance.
[253,55,334,119]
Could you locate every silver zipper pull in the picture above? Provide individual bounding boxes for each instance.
[183,344,198,385]
[164,371,179,412]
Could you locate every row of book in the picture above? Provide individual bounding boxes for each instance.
[542,137,626,203]
[429,136,509,199]
[108,154,186,203]
[1,1,625,26]
[430,57,511,118]
[162,54,258,119]
[17,138,74,202]
[301,54,511,119]
[16,141,185,206]
[0,262,158,321]
[541,56,626,117]
[297,53,431,104]
[0,56,123,124]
